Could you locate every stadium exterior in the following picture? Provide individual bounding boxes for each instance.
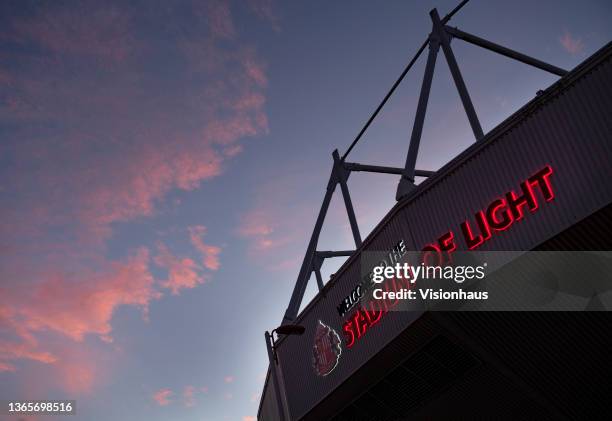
[258,10,612,420]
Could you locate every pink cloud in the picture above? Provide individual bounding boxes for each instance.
[183,385,196,407]
[224,375,235,383]
[204,0,237,39]
[153,388,173,406]
[237,180,309,266]
[237,168,364,273]
[11,6,135,64]
[223,144,244,157]
[189,226,222,271]
[243,416,257,421]
[247,0,281,32]
[0,249,161,394]
[0,0,269,397]
[242,59,268,88]
[23,249,158,342]
[56,358,97,395]
[560,30,584,55]
[0,361,16,372]
[155,243,206,295]
[0,341,57,366]
[0,249,158,362]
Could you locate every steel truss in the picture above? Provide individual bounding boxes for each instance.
[281,1,567,324]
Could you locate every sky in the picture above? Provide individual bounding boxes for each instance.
[0,0,610,420]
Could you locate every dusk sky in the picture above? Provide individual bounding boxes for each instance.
[1,1,610,420]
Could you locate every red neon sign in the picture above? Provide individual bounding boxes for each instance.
[343,277,411,348]
[425,165,554,253]
[342,165,555,348]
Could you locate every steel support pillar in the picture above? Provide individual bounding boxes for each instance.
[282,169,337,323]
[333,150,362,248]
[431,8,484,142]
[283,152,362,323]
[396,37,440,200]
[265,332,288,421]
[312,254,325,292]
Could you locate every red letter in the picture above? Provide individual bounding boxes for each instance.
[475,210,491,242]
[353,310,367,338]
[528,165,554,202]
[343,320,356,348]
[437,231,456,263]
[421,244,441,266]
[364,301,383,327]
[506,182,537,221]
[460,219,484,250]
[487,199,513,231]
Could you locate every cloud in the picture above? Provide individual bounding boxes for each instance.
[155,243,206,295]
[243,417,257,421]
[224,375,235,383]
[560,30,584,55]
[247,0,281,32]
[189,226,222,271]
[237,208,298,255]
[0,341,57,367]
[153,389,173,406]
[10,5,135,64]
[242,59,268,88]
[236,163,373,276]
[0,0,269,396]
[25,249,156,341]
[183,385,196,407]
[0,248,159,376]
[236,172,319,272]
[55,357,97,395]
[0,361,17,372]
[0,0,269,247]
[203,0,237,39]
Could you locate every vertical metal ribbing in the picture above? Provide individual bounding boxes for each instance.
[265,332,287,421]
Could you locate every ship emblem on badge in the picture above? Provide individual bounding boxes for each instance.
[312,320,342,376]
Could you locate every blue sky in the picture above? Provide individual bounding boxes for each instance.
[0,1,610,420]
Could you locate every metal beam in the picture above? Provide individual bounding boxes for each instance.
[445,26,568,77]
[441,0,471,25]
[311,250,354,291]
[312,255,325,292]
[341,39,428,161]
[345,162,435,177]
[339,2,471,162]
[396,37,440,200]
[316,250,355,258]
[431,8,484,142]
[333,150,362,248]
[265,332,287,421]
[282,169,337,323]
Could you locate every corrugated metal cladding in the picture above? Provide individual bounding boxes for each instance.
[258,368,282,420]
[263,42,612,421]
